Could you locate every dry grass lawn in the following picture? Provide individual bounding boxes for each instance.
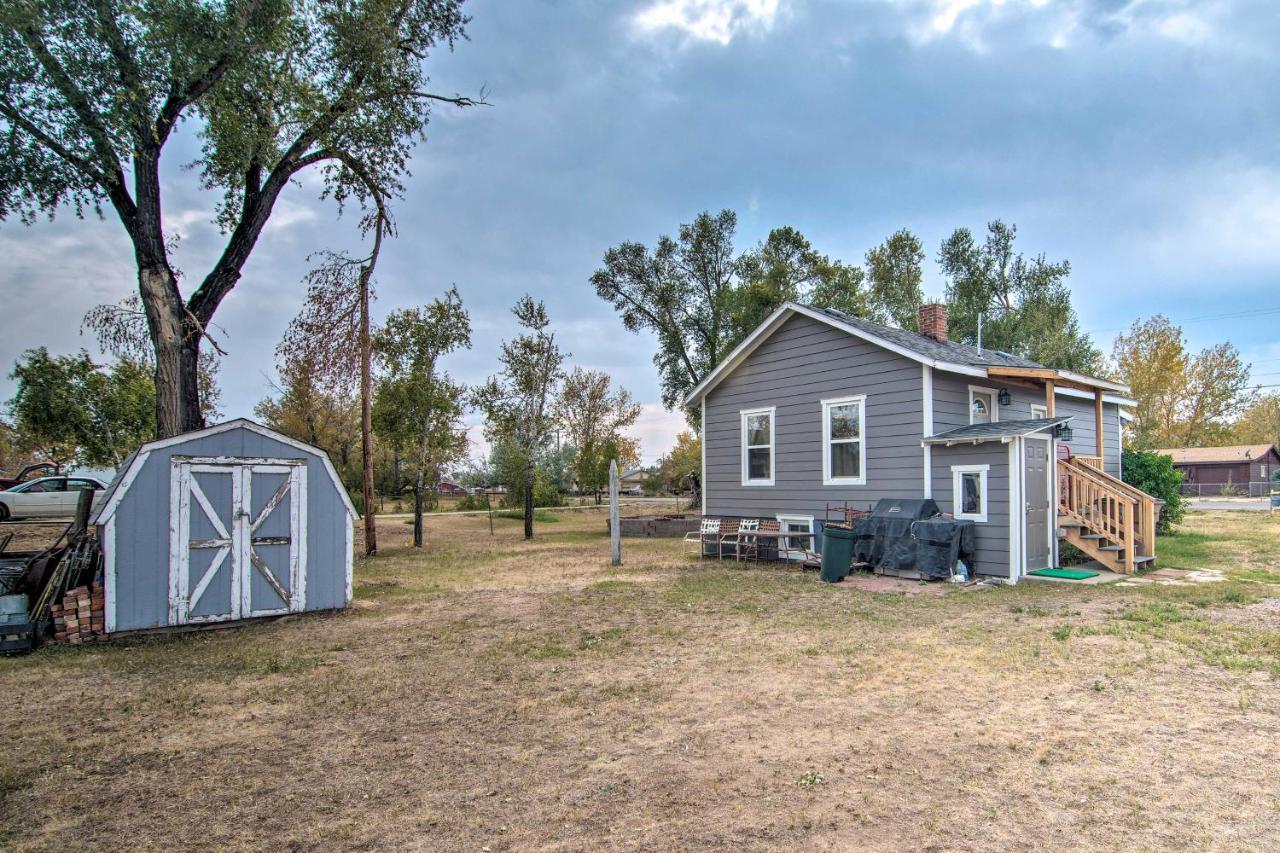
[2,508,1279,851]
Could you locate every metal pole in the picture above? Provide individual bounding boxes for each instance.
[609,459,621,566]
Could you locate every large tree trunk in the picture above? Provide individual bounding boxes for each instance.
[523,458,535,540]
[137,264,190,439]
[413,470,424,549]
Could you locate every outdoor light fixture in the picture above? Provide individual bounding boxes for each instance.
[1056,424,1073,442]
[998,388,1012,406]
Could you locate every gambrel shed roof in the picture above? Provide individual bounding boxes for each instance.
[93,419,357,524]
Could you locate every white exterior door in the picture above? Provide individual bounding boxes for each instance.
[169,459,307,625]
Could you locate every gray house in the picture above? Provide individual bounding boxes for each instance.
[687,303,1157,582]
[92,419,356,633]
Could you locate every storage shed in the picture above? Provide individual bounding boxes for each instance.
[91,419,356,633]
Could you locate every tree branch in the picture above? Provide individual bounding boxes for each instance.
[0,100,110,188]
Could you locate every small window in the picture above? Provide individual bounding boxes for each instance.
[67,479,97,492]
[1030,404,1048,419]
[969,387,998,425]
[741,407,775,486]
[952,464,989,522]
[776,515,814,560]
[822,395,867,486]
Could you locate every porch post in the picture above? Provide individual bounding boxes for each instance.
[1094,388,1104,459]
[1045,379,1056,417]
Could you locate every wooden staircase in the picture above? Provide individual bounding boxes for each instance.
[1057,456,1158,574]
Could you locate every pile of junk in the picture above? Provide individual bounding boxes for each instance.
[0,491,103,654]
[819,498,976,584]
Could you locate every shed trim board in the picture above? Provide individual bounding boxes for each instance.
[94,418,357,524]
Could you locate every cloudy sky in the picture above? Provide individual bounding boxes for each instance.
[2,0,1279,463]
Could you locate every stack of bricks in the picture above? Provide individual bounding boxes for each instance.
[50,581,105,644]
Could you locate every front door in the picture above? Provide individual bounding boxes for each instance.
[170,460,306,625]
[1024,437,1051,572]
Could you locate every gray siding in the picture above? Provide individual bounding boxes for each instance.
[105,426,351,632]
[705,313,926,520]
[930,442,1012,578]
[932,371,1123,477]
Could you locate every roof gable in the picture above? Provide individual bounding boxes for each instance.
[683,302,1129,406]
[92,419,357,523]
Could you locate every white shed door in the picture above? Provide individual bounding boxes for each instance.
[169,459,307,625]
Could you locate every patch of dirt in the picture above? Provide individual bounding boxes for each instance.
[1,510,1278,851]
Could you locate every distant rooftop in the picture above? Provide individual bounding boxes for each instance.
[1155,445,1277,465]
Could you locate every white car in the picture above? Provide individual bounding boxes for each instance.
[0,476,108,521]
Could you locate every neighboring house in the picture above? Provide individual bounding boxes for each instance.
[1156,444,1280,496]
[437,480,467,497]
[620,467,648,489]
[687,302,1158,582]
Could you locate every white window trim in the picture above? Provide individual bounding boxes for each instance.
[775,514,815,561]
[740,406,775,487]
[821,395,867,486]
[968,385,1000,425]
[952,463,990,523]
[1030,403,1048,419]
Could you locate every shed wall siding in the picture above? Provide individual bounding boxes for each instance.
[930,442,1012,578]
[109,427,351,632]
[704,313,925,519]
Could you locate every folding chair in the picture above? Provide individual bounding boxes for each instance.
[742,518,780,563]
[684,517,720,558]
[729,518,759,562]
[715,519,740,560]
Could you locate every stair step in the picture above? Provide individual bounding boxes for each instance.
[1079,534,1105,541]
[1135,555,1156,565]
[1099,545,1124,552]
[1057,517,1082,528]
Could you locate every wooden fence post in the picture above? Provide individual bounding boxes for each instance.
[609,459,621,566]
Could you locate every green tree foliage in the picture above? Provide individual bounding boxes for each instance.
[0,0,479,436]
[592,211,874,421]
[1232,394,1280,450]
[554,367,641,502]
[473,296,567,538]
[938,220,1100,372]
[656,429,702,494]
[371,288,472,547]
[489,436,564,509]
[254,355,361,480]
[1121,450,1185,533]
[1111,315,1255,448]
[7,348,153,467]
[865,229,924,330]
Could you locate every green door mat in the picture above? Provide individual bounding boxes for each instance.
[1028,568,1099,580]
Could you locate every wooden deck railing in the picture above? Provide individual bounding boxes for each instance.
[1074,455,1104,472]
[1058,457,1158,573]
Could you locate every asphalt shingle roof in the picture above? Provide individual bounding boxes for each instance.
[923,417,1071,444]
[813,306,1046,370]
[1155,444,1277,465]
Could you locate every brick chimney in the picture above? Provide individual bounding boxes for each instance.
[918,303,948,342]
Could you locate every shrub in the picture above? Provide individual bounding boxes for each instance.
[1122,449,1185,534]
[453,493,488,512]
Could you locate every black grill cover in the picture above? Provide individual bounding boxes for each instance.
[910,517,977,580]
[849,499,974,579]
[868,498,941,520]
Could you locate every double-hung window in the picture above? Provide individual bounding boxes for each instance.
[969,386,998,425]
[741,407,775,486]
[952,464,989,522]
[1030,403,1048,419]
[822,395,866,486]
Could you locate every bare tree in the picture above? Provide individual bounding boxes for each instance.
[277,216,387,554]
